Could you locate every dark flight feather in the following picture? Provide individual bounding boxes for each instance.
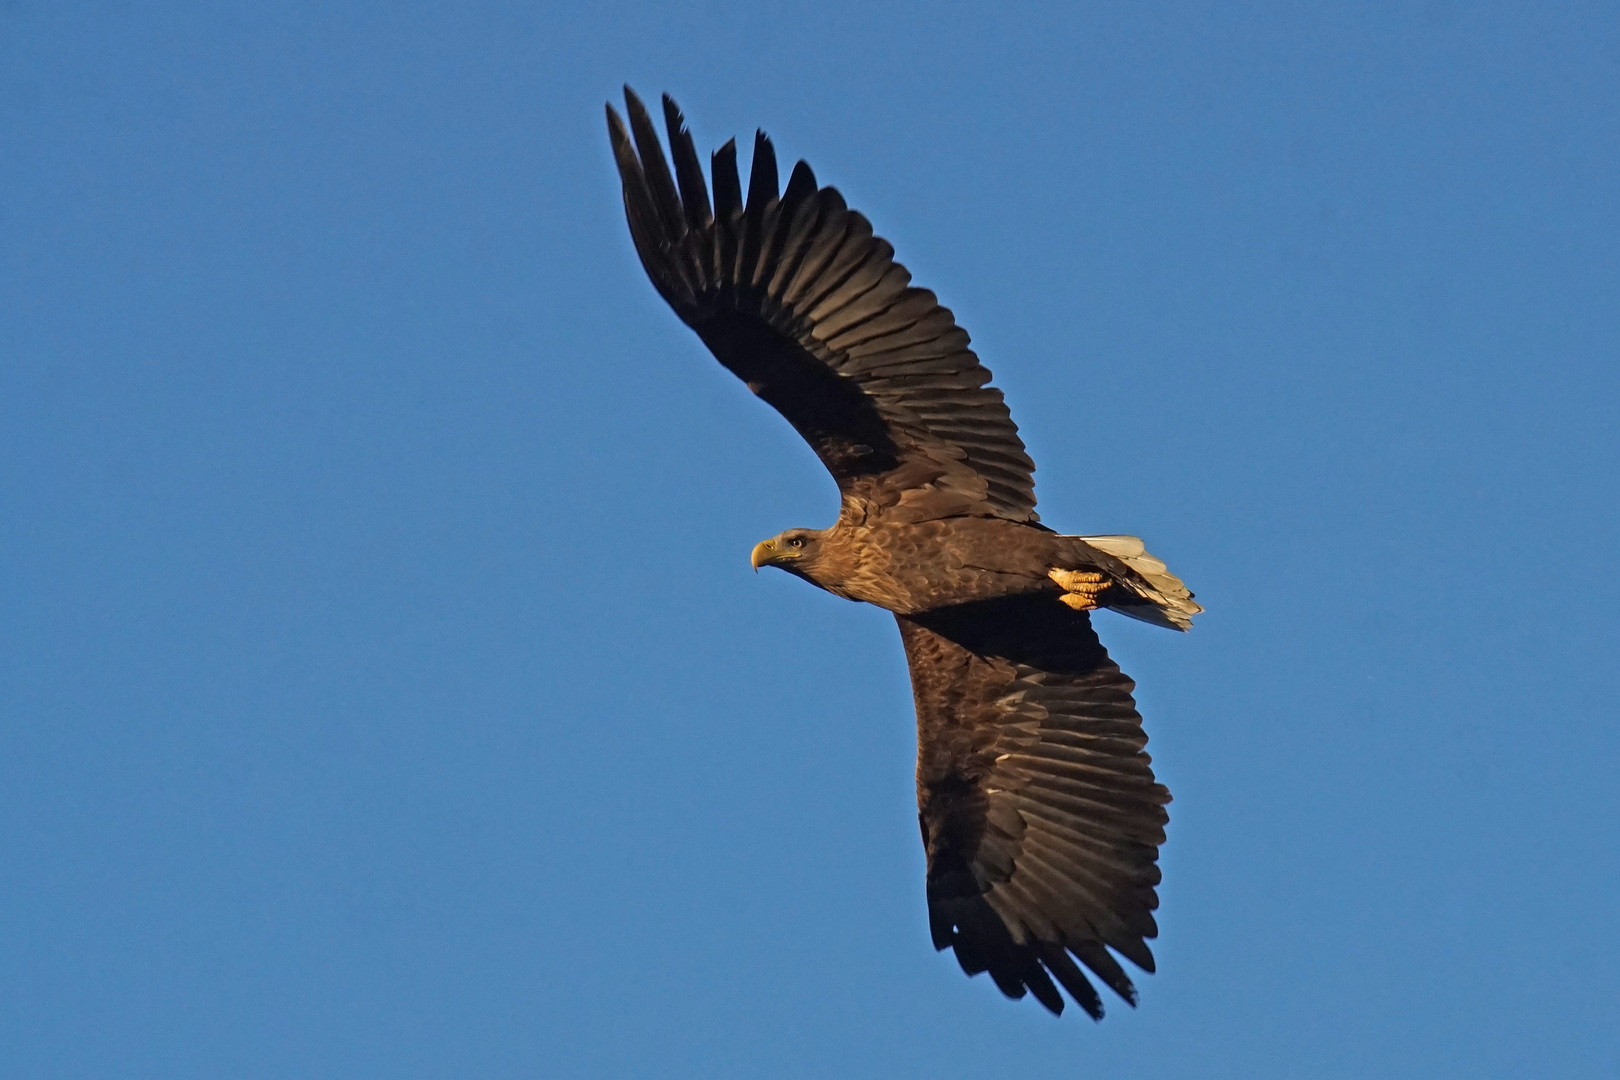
[661,95,712,233]
[622,88,685,244]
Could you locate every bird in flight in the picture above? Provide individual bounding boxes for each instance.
[606,88,1201,1020]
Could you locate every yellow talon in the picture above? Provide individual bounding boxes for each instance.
[1050,568,1106,590]
[1050,568,1110,611]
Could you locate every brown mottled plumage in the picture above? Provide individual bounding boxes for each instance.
[607,88,1201,1020]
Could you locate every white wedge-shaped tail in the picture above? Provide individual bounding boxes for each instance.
[1076,534,1204,631]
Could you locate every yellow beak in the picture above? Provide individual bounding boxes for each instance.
[750,539,775,571]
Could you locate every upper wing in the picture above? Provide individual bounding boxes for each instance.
[896,595,1169,1018]
[607,88,1039,524]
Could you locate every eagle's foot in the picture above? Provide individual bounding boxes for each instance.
[1050,568,1111,611]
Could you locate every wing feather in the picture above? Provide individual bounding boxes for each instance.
[661,96,713,232]
[609,88,1038,522]
[623,89,686,243]
[897,594,1169,1018]
[709,142,743,294]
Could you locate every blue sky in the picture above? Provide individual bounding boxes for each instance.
[3,3,1617,1077]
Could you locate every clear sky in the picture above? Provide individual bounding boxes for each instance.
[3,3,1617,1077]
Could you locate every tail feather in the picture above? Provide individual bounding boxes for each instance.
[1069,535,1203,631]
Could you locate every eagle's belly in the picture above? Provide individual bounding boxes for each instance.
[818,516,1063,615]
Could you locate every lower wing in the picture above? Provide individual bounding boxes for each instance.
[895,595,1170,1018]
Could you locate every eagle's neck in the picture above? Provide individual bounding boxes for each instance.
[795,519,920,612]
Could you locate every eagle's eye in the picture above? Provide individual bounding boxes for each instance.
[789,537,805,548]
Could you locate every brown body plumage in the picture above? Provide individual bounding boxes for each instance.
[761,513,1127,614]
[766,514,1065,612]
[608,88,1200,1020]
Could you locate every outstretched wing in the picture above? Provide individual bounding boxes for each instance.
[896,595,1169,1018]
[607,87,1038,524]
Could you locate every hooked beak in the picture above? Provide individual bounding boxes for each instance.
[750,539,774,572]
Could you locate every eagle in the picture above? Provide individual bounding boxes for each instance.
[606,88,1201,1020]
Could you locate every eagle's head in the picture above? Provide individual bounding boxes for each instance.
[750,529,824,575]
